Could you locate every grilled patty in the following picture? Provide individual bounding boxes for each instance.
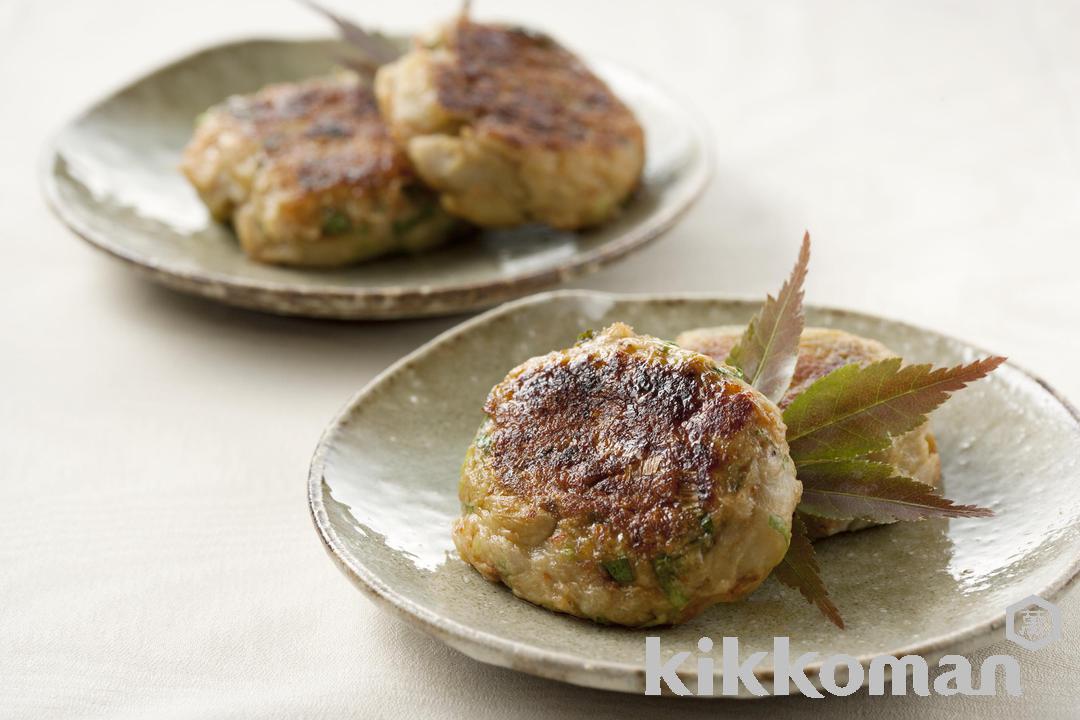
[676,326,943,539]
[453,323,800,626]
[181,73,459,267]
[375,19,645,230]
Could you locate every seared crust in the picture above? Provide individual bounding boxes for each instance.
[183,75,409,219]
[485,329,758,553]
[181,74,458,266]
[374,19,645,229]
[454,323,800,626]
[676,326,943,539]
[431,20,641,152]
[232,76,413,194]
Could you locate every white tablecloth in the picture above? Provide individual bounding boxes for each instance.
[3,1,1078,717]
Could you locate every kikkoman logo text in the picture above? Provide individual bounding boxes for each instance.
[644,595,1060,697]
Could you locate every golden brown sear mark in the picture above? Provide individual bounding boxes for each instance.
[225,77,415,195]
[432,19,641,151]
[483,349,756,550]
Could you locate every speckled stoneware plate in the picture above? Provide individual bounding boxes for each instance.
[41,39,711,320]
[308,290,1080,695]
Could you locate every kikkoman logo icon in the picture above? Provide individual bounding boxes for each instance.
[644,596,1060,697]
[1005,594,1061,651]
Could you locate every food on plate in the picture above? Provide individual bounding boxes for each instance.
[181,73,459,267]
[182,7,651,268]
[452,234,1003,628]
[374,17,646,229]
[452,322,800,627]
[676,326,941,539]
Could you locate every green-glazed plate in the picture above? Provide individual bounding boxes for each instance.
[309,290,1080,696]
[42,39,711,320]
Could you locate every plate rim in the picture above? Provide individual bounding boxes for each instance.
[39,36,715,320]
[307,288,1080,696]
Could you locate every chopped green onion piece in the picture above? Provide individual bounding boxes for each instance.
[768,513,792,543]
[652,555,688,609]
[700,513,714,535]
[601,557,635,584]
[321,209,352,236]
[392,203,435,236]
[474,431,492,452]
[712,363,746,381]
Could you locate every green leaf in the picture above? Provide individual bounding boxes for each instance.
[772,515,844,629]
[726,233,810,404]
[601,558,635,584]
[796,459,994,522]
[301,1,404,74]
[783,355,1006,463]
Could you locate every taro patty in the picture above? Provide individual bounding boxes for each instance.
[375,18,645,230]
[676,326,943,539]
[181,73,459,267]
[453,323,800,627]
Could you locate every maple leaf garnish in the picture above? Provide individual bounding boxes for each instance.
[301,1,404,74]
[796,459,993,522]
[783,355,1006,464]
[726,232,810,404]
[773,514,844,629]
[720,232,1005,628]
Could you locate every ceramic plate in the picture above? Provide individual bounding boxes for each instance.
[41,39,711,320]
[308,290,1080,695]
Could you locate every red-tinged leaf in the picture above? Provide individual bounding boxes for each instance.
[773,514,844,629]
[796,459,994,522]
[783,355,1006,463]
[301,1,404,72]
[726,233,810,403]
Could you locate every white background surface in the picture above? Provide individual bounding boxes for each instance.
[2,0,1078,717]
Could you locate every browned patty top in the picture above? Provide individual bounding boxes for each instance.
[481,345,761,551]
[222,76,416,194]
[431,19,643,152]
